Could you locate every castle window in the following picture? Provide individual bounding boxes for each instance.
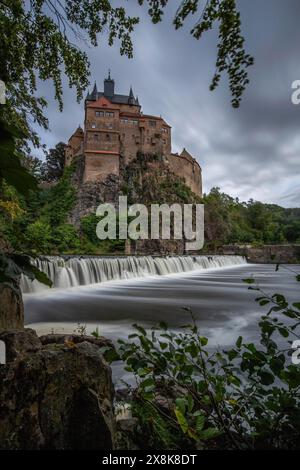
[149,120,156,127]
[94,134,98,141]
[105,112,114,117]
[95,111,104,117]
[121,118,128,124]
[91,123,96,129]
[163,139,166,144]
[106,134,111,141]
[162,127,168,133]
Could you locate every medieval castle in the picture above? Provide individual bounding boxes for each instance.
[65,73,202,196]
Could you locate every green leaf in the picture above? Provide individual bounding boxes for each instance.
[159,321,168,330]
[258,370,275,386]
[174,407,188,434]
[196,414,205,433]
[175,398,187,415]
[28,264,52,287]
[133,324,147,336]
[236,336,243,348]
[278,327,289,338]
[199,427,221,440]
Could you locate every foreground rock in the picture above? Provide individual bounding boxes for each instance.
[0,283,24,330]
[0,329,115,450]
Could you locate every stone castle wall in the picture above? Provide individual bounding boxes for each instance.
[167,153,202,196]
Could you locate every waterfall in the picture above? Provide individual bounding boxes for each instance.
[20,255,247,294]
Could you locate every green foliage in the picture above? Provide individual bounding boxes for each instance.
[91,326,101,339]
[24,219,53,254]
[52,224,80,253]
[116,275,300,450]
[40,142,66,182]
[0,0,140,151]
[0,116,38,197]
[80,214,100,245]
[202,187,298,247]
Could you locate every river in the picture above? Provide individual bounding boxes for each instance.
[22,256,299,385]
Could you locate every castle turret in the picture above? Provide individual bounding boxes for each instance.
[128,86,135,105]
[104,70,115,98]
[91,82,98,100]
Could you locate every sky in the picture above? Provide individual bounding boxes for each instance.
[35,0,300,208]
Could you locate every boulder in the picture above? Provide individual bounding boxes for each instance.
[0,329,115,449]
[0,328,41,362]
[0,283,24,330]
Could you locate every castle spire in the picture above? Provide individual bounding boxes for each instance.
[85,89,91,101]
[128,85,135,105]
[91,81,98,100]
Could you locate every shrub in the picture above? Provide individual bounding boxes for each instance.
[117,270,300,450]
[25,219,52,254]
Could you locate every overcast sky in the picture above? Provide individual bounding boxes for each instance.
[35,0,300,208]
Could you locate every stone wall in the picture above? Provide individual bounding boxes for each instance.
[84,152,120,183]
[220,244,300,264]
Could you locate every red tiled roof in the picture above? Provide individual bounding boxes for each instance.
[87,96,119,110]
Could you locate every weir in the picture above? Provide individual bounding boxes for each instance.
[20,255,247,294]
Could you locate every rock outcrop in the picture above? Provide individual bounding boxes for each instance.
[0,329,115,450]
[0,284,24,331]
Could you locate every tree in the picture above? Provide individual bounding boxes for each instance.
[41,142,66,182]
[21,154,43,182]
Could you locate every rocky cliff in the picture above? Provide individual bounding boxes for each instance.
[68,153,201,255]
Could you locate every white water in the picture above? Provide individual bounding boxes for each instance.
[20,254,246,293]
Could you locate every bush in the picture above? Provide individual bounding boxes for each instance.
[25,219,52,254]
[80,214,100,245]
[52,224,80,252]
[117,270,300,450]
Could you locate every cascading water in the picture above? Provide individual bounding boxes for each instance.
[20,255,247,294]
